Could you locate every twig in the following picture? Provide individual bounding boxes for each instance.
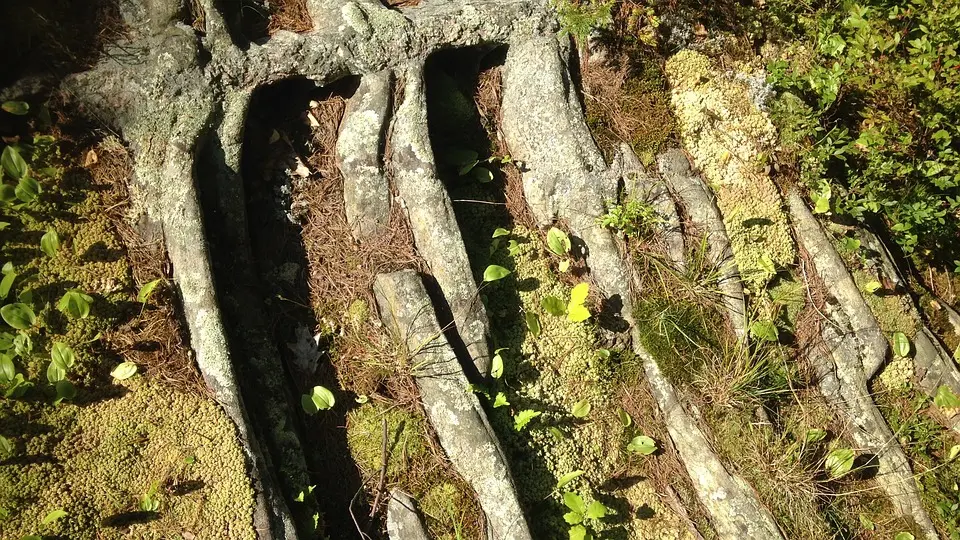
[368,418,390,518]
[348,487,373,540]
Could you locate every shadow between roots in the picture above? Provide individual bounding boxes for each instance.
[196,77,364,538]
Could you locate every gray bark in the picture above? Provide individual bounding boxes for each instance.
[787,190,937,539]
[657,149,747,340]
[373,270,532,540]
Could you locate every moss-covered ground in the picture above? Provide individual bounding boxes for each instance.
[0,110,254,537]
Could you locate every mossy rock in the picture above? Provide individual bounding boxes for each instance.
[345,401,428,482]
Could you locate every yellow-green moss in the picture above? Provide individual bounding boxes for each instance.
[0,379,255,539]
[484,228,690,539]
[878,357,914,391]
[665,50,796,292]
[346,402,428,481]
[852,270,919,338]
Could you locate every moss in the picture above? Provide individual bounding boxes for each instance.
[665,50,796,292]
[0,380,255,539]
[632,296,718,386]
[346,402,428,482]
[852,270,920,338]
[482,228,689,539]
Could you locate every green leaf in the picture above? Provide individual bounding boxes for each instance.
[858,514,875,531]
[947,444,959,461]
[567,283,590,322]
[758,254,776,277]
[564,511,584,525]
[892,332,911,357]
[137,278,163,303]
[548,427,565,440]
[483,265,511,282]
[525,311,541,338]
[51,342,75,369]
[507,240,521,256]
[1,303,36,329]
[542,295,566,316]
[0,184,14,203]
[812,185,831,214]
[569,283,589,306]
[15,176,40,203]
[13,333,31,357]
[41,509,67,525]
[618,409,632,428]
[893,533,915,540]
[491,349,505,379]
[556,470,585,490]
[46,361,66,383]
[0,434,13,457]
[933,385,960,408]
[513,409,541,431]
[862,280,882,294]
[492,392,509,408]
[585,500,608,520]
[547,227,571,255]
[558,259,570,273]
[458,160,478,176]
[1,146,28,180]
[825,448,855,478]
[568,525,589,540]
[0,269,16,299]
[54,380,76,403]
[57,290,93,319]
[1,101,29,115]
[571,398,591,418]
[40,228,59,257]
[567,304,590,323]
[626,435,657,455]
[492,228,510,238]
[0,355,14,382]
[805,428,827,443]
[472,166,493,183]
[749,320,779,342]
[301,385,336,415]
[445,148,479,167]
[110,361,138,380]
[840,237,861,252]
[562,492,586,514]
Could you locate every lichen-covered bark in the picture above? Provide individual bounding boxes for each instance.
[788,190,938,539]
[373,269,532,540]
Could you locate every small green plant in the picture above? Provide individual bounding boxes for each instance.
[110,361,138,381]
[825,447,855,478]
[57,290,93,319]
[301,385,336,415]
[443,148,505,183]
[556,470,585,490]
[483,265,511,282]
[139,482,161,512]
[546,227,571,256]
[567,283,590,322]
[598,199,663,239]
[490,348,508,379]
[0,434,14,458]
[137,278,163,304]
[626,435,657,455]
[554,0,613,46]
[570,398,591,419]
[561,491,610,540]
[513,409,541,431]
[39,228,59,257]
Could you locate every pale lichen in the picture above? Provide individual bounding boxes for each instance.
[665,49,796,291]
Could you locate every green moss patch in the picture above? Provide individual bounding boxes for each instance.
[0,380,255,538]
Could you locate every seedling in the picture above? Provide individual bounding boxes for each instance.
[514,409,541,431]
[301,385,336,415]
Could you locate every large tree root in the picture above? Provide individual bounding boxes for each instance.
[373,270,532,540]
[788,190,938,539]
[500,35,781,539]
